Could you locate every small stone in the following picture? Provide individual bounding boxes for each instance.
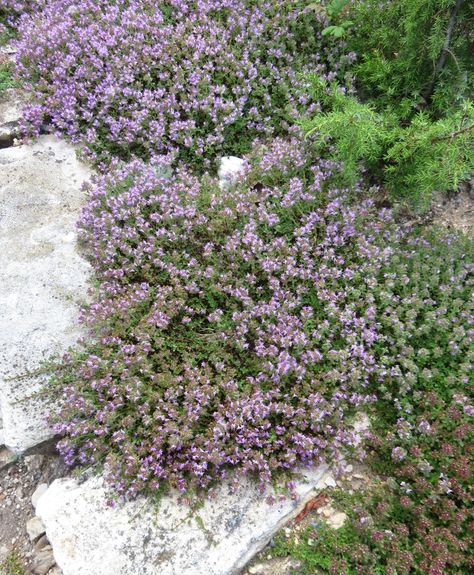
[47,568,62,575]
[35,534,50,552]
[26,516,46,542]
[327,512,347,530]
[0,44,16,55]
[248,567,259,575]
[323,474,337,488]
[345,464,354,473]
[322,507,334,518]
[307,538,314,546]
[353,473,365,480]
[32,547,55,575]
[0,447,15,471]
[284,527,291,538]
[218,156,245,190]
[32,484,49,509]
[0,121,18,149]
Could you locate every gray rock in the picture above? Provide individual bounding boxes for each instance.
[35,534,50,551]
[32,483,49,509]
[0,446,15,471]
[27,516,46,542]
[37,466,331,575]
[32,547,56,575]
[0,136,92,453]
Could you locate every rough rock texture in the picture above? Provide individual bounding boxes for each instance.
[0,87,25,125]
[0,446,68,574]
[37,466,333,575]
[0,135,92,452]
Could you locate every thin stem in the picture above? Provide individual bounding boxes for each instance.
[422,0,463,103]
[431,122,474,142]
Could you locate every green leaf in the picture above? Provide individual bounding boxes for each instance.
[322,25,345,38]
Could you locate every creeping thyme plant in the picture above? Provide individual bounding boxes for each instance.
[8,0,474,572]
[14,0,352,169]
[54,138,395,495]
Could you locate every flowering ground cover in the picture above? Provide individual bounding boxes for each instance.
[5,0,474,572]
[53,138,397,495]
[271,230,474,573]
[51,134,473,507]
[15,0,352,168]
[0,0,42,36]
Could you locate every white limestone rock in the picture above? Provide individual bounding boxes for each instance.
[32,483,49,509]
[36,465,331,575]
[0,89,25,125]
[0,136,92,453]
[218,156,245,190]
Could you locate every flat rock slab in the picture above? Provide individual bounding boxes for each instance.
[0,135,92,452]
[0,88,26,125]
[37,466,333,575]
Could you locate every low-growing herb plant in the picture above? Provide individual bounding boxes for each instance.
[0,60,16,94]
[14,0,352,170]
[52,135,473,504]
[272,228,474,574]
[0,0,42,40]
[52,137,406,496]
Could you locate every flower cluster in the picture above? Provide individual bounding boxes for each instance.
[0,0,43,27]
[14,0,351,167]
[314,391,474,575]
[274,228,474,574]
[54,138,403,496]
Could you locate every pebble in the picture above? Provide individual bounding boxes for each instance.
[324,475,337,488]
[322,507,334,518]
[34,534,50,551]
[26,516,46,542]
[32,547,55,575]
[25,455,45,474]
[326,512,347,530]
[32,483,49,509]
[0,447,15,471]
